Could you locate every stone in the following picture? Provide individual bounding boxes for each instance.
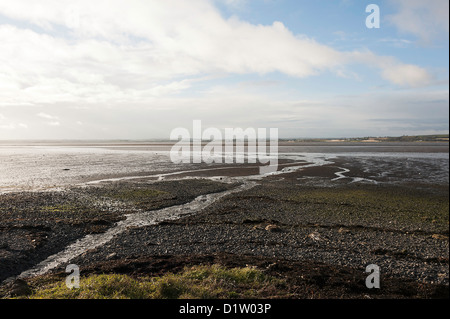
[307,232,321,241]
[265,224,281,232]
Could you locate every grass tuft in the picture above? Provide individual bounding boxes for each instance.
[21,264,285,299]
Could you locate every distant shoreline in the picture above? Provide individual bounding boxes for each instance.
[0,141,448,149]
[0,133,448,145]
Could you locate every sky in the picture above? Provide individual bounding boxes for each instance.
[0,0,448,139]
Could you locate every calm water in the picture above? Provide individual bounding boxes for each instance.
[0,141,448,192]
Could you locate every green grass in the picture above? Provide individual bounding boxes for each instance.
[39,204,81,213]
[104,188,174,210]
[21,265,286,299]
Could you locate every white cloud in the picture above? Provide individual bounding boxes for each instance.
[220,0,247,7]
[381,64,432,88]
[0,0,434,110]
[0,113,28,131]
[0,123,16,130]
[37,112,59,120]
[36,112,60,127]
[0,0,445,139]
[387,0,449,44]
[1,86,447,138]
[347,50,433,88]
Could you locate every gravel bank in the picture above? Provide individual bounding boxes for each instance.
[69,173,449,287]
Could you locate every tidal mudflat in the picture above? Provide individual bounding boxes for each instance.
[0,142,448,298]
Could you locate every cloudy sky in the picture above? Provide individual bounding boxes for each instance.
[0,0,448,139]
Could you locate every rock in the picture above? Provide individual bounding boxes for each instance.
[431,234,448,240]
[9,279,32,297]
[106,252,117,260]
[266,262,278,270]
[265,224,281,232]
[307,232,321,241]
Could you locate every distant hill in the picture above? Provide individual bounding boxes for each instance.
[285,134,449,143]
[375,134,449,142]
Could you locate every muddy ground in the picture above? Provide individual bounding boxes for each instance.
[0,158,448,298]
